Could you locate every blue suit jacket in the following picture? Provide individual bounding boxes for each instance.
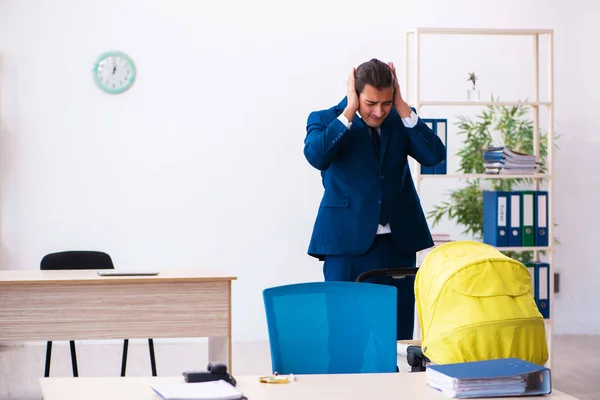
[304,97,446,260]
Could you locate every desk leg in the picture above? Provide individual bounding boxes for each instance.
[208,282,232,372]
[208,336,230,369]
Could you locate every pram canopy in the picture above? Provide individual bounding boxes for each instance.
[415,241,548,366]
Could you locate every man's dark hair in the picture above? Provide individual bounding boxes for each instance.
[354,58,395,94]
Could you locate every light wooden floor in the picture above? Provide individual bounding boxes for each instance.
[0,335,597,400]
[552,335,600,400]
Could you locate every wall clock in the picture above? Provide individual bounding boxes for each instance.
[92,51,136,94]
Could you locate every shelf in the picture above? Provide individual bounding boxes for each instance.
[406,28,553,36]
[407,25,555,370]
[419,173,550,180]
[417,101,552,107]
[495,246,551,252]
[424,244,551,252]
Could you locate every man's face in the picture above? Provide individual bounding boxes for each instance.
[358,84,394,128]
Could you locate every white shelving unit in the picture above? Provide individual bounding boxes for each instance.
[404,28,555,366]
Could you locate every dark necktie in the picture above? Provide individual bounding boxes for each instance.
[368,127,388,226]
[369,126,381,161]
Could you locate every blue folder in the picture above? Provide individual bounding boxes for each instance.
[426,357,552,398]
[534,191,549,247]
[508,192,522,247]
[420,118,447,175]
[483,191,510,247]
[533,262,550,318]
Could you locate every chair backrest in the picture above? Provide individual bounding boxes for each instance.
[40,250,115,270]
[263,281,397,375]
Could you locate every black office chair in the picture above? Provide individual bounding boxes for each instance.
[356,267,428,372]
[40,250,157,377]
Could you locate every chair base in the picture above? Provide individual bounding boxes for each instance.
[44,341,78,377]
[44,338,157,377]
[121,338,157,377]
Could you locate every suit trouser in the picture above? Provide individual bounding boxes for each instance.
[322,233,416,373]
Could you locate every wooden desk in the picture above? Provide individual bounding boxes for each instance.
[39,373,579,399]
[0,270,236,370]
[398,339,422,346]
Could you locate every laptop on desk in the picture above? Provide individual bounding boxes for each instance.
[97,271,159,277]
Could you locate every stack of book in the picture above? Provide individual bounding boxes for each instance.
[483,146,538,175]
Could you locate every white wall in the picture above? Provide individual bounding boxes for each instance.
[0,0,598,341]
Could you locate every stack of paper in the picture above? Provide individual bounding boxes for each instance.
[431,233,451,245]
[425,358,552,398]
[483,146,539,175]
[151,380,244,400]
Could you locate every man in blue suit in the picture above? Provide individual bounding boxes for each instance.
[304,59,445,362]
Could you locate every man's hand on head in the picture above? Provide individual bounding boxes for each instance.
[388,61,412,118]
[343,68,359,122]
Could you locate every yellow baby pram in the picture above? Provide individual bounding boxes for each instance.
[415,240,548,366]
[356,240,548,371]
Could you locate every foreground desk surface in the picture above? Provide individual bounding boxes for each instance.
[0,269,236,369]
[39,373,579,400]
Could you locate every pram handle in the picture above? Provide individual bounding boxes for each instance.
[355,267,419,283]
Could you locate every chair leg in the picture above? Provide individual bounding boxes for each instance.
[148,339,157,376]
[69,341,79,377]
[120,339,129,377]
[44,341,53,377]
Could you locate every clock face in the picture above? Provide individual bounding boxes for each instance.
[92,51,136,94]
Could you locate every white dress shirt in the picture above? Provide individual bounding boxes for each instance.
[335,110,419,235]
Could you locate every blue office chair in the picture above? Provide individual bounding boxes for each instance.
[263,281,398,375]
